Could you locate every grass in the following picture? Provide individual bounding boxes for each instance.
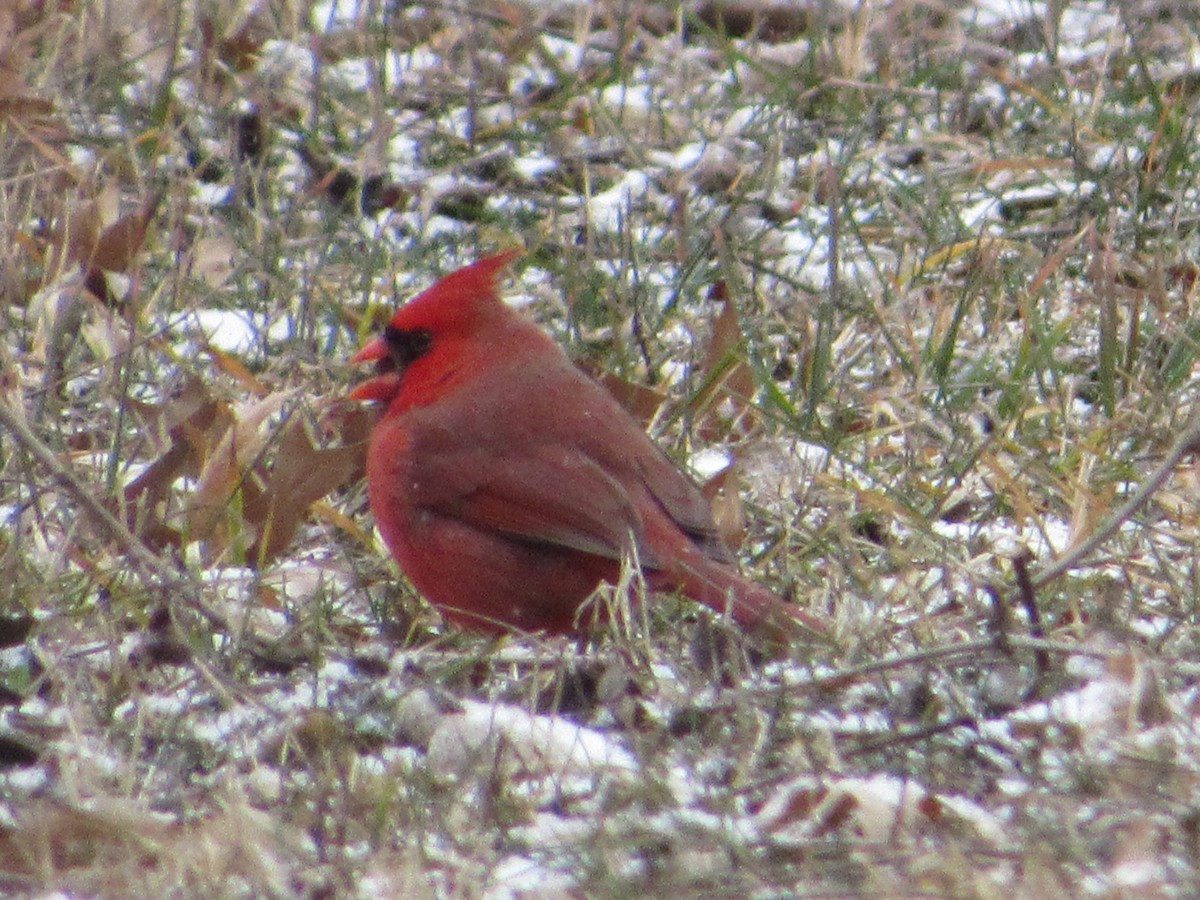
[5,0,1200,896]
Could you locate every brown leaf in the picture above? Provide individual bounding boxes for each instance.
[0,17,66,141]
[690,281,757,440]
[245,401,373,565]
[186,392,288,559]
[706,287,757,402]
[203,345,270,397]
[199,13,269,75]
[0,94,54,119]
[692,1,822,42]
[578,364,669,428]
[51,187,162,306]
[702,465,747,549]
[79,190,163,275]
[118,381,373,566]
[60,192,105,272]
[118,379,234,550]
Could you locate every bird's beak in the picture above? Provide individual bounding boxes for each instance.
[350,335,388,365]
[348,335,400,403]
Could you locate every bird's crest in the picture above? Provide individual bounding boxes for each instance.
[389,249,522,334]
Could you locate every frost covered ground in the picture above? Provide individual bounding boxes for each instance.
[5,0,1200,896]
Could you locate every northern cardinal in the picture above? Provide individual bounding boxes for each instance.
[349,250,824,639]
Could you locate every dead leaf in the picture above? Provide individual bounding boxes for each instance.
[186,392,290,559]
[692,1,824,42]
[203,345,270,398]
[702,465,746,549]
[578,364,669,428]
[187,232,238,289]
[42,186,162,306]
[81,190,162,274]
[118,380,233,550]
[244,400,373,566]
[116,380,372,567]
[691,281,757,440]
[199,12,269,78]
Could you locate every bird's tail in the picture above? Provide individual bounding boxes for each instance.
[672,553,827,641]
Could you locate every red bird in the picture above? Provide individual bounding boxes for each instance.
[349,250,824,639]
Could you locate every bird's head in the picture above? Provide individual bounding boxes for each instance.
[349,249,522,405]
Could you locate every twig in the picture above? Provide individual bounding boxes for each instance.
[800,633,1200,693]
[1028,408,1200,590]
[0,398,237,698]
[985,583,1013,656]
[1011,548,1049,687]
[1,402,179,581]
[805,639,1000,690]
[843,715,976,757]
[1008,213,1200,250]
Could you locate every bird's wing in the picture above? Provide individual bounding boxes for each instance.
[408,441,660,568]
[539,373,736,565]
[630,447,735,564]
[574,412,734,565]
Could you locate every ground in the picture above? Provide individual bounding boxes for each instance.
[3,0,1200,896]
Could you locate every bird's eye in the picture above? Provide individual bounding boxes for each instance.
[381,326,433,372]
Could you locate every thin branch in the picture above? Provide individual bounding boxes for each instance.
[1029,408,1200,590]
[0,400,188,593]
[805,639,1000,690]
[0,397,238,698]
[800,633,1200,692]
[1012,548,1049,686]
